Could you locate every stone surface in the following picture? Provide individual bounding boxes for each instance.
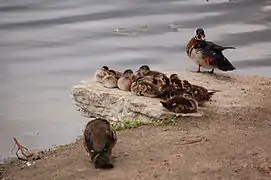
[71,71,258,123]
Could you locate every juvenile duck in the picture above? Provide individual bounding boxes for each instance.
[160,95,198,114]
[117,69,135,91]
[152,73,170,87]
[182,80,215,104]
[169,74,184,92]
[83,118,117,169]
[131,77,161,98]
[186,28,236,73]
[136,65,166,77]
[102,70,118,88]
[95,66,110,83]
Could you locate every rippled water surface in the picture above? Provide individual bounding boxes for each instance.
[0,0,270,162]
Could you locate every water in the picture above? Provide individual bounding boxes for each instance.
[0,0,270,162]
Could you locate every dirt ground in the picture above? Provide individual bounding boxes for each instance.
[1,72,271,180]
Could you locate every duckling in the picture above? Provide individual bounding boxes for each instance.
[117,69,135,91]
[95,66,110,83]
[152,73,169,87]
[102,70,118,88]
[136,65,166,78]
[160,95,198,114]
[169,74,184,91]
[131,77,161,98]
[83,118,117,169]
[182,80,215,104]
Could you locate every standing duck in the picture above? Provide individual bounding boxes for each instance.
[83,118,117,169]
[182,80,215,105]
[160,95,198,114]
[131,77,161,98]
[186,28,236,73]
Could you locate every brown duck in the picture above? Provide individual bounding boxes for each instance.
[83,118,117,169]
[95,66,110,83]
[160,95,198,114]
[102,70,118,88]
[136,65,166,78]
[131,77,161,98]
[117,69,138,91]
[182,80,215,105]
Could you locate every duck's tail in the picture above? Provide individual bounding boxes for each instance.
[222,46,236,50]
[213,53,236,71]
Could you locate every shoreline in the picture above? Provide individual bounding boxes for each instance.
[1,71,271,180]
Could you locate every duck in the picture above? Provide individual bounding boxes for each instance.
[95,66,110,83]
[102,70,118,88]
[182,80,216,105]
[117,69,136,91]
[131,76,161,98]
[136,65,166,78]
[83,118,117,169]
[169,74,184,92]
[160,95,198,114]
[186,28,236,73]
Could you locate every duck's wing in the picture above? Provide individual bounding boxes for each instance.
[204,51,236,71]
[196,40,236,52]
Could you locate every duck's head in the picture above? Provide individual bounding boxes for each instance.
[123,69,134,77]
[170,73,179,80]
[102,66,109,70]
[136,65,150,75]
[108,69,117,75]
[195,28,205,40]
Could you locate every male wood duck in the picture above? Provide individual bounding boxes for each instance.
[186,28,236,73]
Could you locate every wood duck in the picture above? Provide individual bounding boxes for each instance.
[186,28,236,73]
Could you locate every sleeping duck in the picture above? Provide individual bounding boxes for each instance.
[102,70,118,88]
[95,66,110,83]
[169,74,184,92]
[160,94,198,114]
[117,69,137,91]
[83,118,117,169]
[131,76,161,98]
[186,28,236,73]
[136,65,166,78]
[182,80,215,105]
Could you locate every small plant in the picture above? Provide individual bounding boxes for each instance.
[168,114,177,123]
[111,119,147,131]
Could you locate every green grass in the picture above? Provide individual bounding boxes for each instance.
[111,119,147,131]
[110,115,177,131]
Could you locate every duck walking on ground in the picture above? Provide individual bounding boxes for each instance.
[83,118,117,169]
[186,28,236,73]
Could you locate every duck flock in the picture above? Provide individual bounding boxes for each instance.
[94,64,215,114]
[83,28,237,169]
